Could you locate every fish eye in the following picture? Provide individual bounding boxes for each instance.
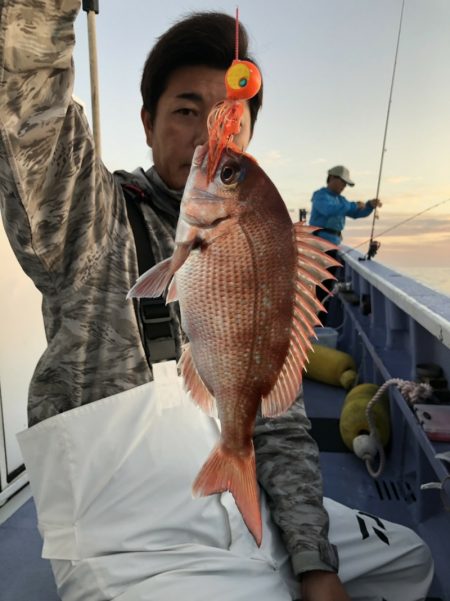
[220,161,241,185]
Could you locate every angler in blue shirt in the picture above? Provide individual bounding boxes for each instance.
[309,165,382,245]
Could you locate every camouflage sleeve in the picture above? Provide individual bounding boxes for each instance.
[253,387,339,578]
[0,0,119,292]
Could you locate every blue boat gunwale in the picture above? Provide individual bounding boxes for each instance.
[319,246,450,599]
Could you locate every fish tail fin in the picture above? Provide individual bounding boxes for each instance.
[192,443,262,546]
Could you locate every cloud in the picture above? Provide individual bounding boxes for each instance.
[384,175,426,185]
[353,170,373,177]
[345,212,450,237]
[385,176,414,184]
[309,158,327,165]
[259,149,291,167]
[343,212,450,267]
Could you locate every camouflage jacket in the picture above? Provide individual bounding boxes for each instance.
[0,0,338,578]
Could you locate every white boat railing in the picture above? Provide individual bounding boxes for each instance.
[341,246,450,352]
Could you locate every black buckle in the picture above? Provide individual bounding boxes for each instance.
[140,297,171,324]
[139,298,177,363]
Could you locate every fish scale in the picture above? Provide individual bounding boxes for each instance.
[190,226,290,398]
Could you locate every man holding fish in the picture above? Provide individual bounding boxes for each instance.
[0,2,433,600]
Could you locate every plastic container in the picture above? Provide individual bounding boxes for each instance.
[313,326,338,349]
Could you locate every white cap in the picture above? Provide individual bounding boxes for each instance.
[328,165,355,186]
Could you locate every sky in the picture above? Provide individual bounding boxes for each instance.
[71,0,450,269]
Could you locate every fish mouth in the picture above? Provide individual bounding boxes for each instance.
[183,213,231,229]
[206,216,230,229]
[190,188,220,201]
[182,187,231,228]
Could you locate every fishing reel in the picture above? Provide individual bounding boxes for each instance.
[359,240,381,262]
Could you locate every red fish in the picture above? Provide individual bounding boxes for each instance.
[128,144,338,545]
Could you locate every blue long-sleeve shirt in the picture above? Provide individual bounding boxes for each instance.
[309,187,374,245]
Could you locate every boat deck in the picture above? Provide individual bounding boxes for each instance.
[0,377,446,600]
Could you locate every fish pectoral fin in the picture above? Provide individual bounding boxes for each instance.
[127,239,195,300]
[127,257,173,299]
[192,443,262,547]
[166,278,178,303]
[170,241,195,272]
[179,344,217,417]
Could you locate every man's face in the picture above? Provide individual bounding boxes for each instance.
[328,176,347,195]
[141,65,252,190]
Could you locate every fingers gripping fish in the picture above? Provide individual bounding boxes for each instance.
[128,143,339,545]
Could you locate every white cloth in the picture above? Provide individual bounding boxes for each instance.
[18,362,433,601]
[18,362,297,601]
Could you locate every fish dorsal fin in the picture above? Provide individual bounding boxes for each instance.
[261,342,305,416]
[179,344,217,417]
[261,223,339,417]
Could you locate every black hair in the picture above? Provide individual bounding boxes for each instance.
[140,11,263,133]
[327,175,344,184]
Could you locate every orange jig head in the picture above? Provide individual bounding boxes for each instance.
[207,60,262,183]
[225,59,262,101]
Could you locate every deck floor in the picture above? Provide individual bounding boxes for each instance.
[0,491,59,600]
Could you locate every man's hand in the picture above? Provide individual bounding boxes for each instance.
[369,198,382,208]
[300,570,351,601]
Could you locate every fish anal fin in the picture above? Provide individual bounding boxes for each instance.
[179,345,216,417]
[192,443,262,546]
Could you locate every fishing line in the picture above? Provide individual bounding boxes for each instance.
[235,6,240,60]
[365,0,406,260]
[345,197,450,253]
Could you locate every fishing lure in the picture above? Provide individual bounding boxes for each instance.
[206,11,262,182]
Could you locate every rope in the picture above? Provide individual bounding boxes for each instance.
[358,378,432,478]
[397,380,433,404]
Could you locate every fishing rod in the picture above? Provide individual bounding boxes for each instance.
[82,0,101,157]
[363,0,406,261]
[347,197,450,254]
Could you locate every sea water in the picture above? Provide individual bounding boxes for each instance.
[397,266,450,298]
